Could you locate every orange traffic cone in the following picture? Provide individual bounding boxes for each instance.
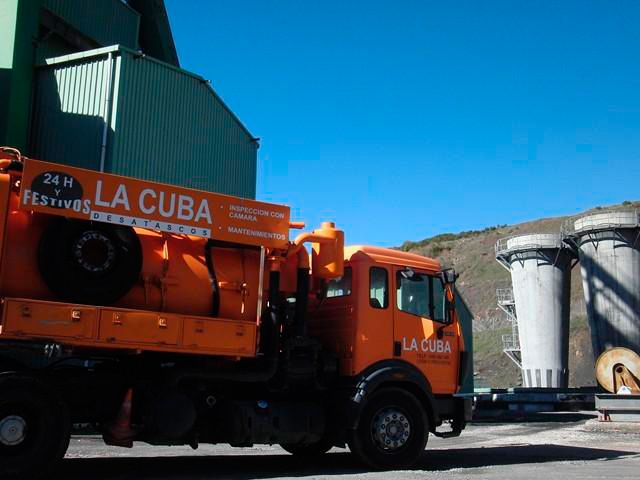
[103,388,136,447]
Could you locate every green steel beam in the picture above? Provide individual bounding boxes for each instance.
[0,0,40,151]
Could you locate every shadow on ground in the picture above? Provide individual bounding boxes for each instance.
[472,412,598,423]
[59,444,636,479]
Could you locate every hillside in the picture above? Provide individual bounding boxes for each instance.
[399,200,640,388]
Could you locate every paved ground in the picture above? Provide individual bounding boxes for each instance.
[61,413,640,480]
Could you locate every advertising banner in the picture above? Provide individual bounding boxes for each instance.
[19,159,290,249]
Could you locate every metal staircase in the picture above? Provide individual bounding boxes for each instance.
[497,287,522,368]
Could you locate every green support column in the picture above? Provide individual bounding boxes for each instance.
[0,0,40,151]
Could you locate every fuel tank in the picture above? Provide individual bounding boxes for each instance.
[0,187,263,322]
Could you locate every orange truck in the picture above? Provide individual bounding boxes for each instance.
[0,148,470,478]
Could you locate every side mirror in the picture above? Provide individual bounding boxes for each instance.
[441,283,456,325]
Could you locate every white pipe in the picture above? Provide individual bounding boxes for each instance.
[256,246,266,324]
[99,52,114,172]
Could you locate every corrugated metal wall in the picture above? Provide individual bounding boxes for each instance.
[110,52,257,196]
[42,0,140,49]
[31,46,257,198]
[31,51,114,170]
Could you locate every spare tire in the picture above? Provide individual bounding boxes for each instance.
[38,218,142,305]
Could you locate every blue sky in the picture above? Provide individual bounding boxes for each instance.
[165,0,640,246]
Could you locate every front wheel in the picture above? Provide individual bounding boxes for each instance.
[348,387,428,469]
[0,375,71,479]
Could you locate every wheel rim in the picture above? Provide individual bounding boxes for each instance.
[371,407,411,451]
[0,415,27,447]
[72,230,116,273]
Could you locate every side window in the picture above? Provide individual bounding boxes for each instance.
[396,271,446,322]
[369,267,388,309]
[326,267,352,298]
[396,271,429,317]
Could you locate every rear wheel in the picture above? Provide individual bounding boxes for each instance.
[0,376,70,479]
[348,387,428,469]
[280,437,333,457]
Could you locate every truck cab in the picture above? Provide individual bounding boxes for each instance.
[310,245,462,389]
[308,246,469,461]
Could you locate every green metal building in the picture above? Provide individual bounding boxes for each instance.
[0,0,257,198]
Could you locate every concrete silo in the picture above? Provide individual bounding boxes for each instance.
[496,234,576,388]
[566,211,640,358]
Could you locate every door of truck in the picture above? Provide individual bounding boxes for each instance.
[392,266,460,393]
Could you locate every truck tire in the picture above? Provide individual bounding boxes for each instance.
[0,376,71,479]
[38,218,142,305]
[280,437,333,457]
[348,387,428,469]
